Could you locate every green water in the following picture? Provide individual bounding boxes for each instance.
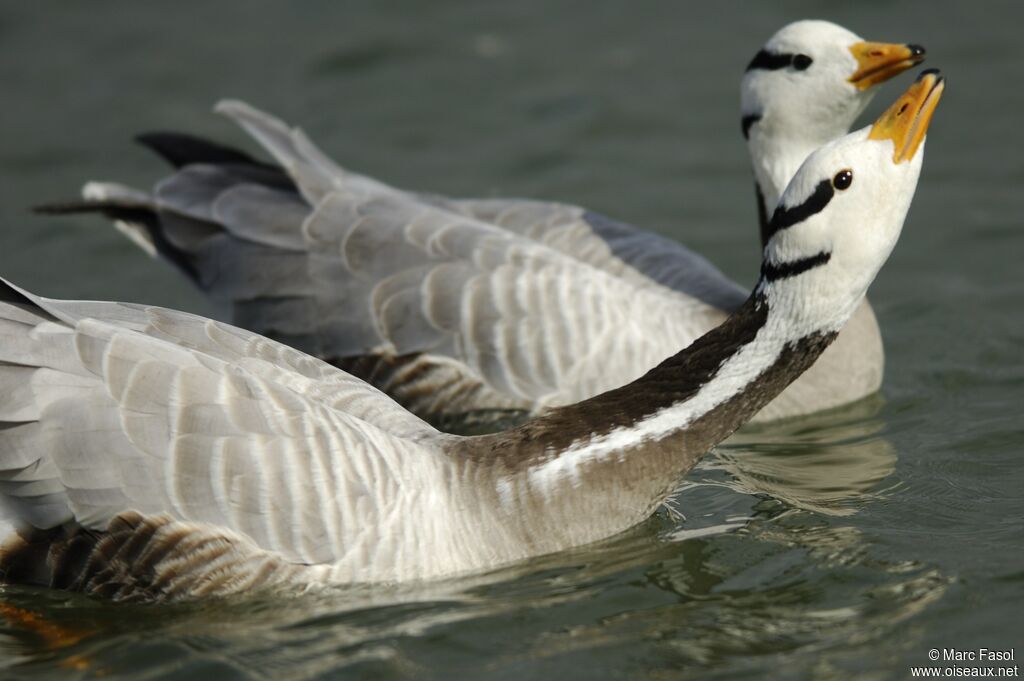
[1,2,1021,679]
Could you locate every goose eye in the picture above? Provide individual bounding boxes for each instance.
[793,54,813,70]
[832,169,853,190]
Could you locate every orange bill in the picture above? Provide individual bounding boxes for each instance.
[848,42,926,90]
[869,70,945,163]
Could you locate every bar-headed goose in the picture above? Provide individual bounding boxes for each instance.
[2,74,943,601]
[43,20,924,425]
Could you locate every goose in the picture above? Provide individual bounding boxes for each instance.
[42,20,926,426]
[0,73,943,601]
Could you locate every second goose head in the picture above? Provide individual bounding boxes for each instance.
[741,20,927,235]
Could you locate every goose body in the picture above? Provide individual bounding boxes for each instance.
[0,74,943,601]
[51,21,925,425]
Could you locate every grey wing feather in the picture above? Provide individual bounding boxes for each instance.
[0,279,441,565]
[214,99,395,202]
[212,101,742,308]
[153,166,306,250]
[449,198,748,311]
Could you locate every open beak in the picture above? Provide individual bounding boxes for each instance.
[848,42,926,91]
[869,69,945,163]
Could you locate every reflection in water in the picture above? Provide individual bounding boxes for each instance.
[0,602,92,672]
[708,396,899,517]
[517,509,949,677]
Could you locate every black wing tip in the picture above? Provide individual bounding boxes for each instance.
[134,130,261,170]
[32,200,103,215]
[135,130,297,193]
[0,279,39,309]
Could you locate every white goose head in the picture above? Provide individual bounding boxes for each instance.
[741,20,926,222]
[758,70,944,334]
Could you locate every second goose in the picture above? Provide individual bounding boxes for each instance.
[45,21,926,425]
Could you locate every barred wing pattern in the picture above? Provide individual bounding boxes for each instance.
[269,190,727,409]
[446,198,748,311]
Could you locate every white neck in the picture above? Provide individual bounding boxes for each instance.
[749,126,831,218]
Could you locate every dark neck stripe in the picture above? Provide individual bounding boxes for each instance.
[761,251,832,282]
[741,113,762,139]
[754,181,770,248]
[763,179,834,242]
[746,49,795,71]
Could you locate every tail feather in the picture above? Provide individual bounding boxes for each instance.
[135,131,264,170]
[0,276,46,311]
[33,185,200,280]
[136,132,296,192]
